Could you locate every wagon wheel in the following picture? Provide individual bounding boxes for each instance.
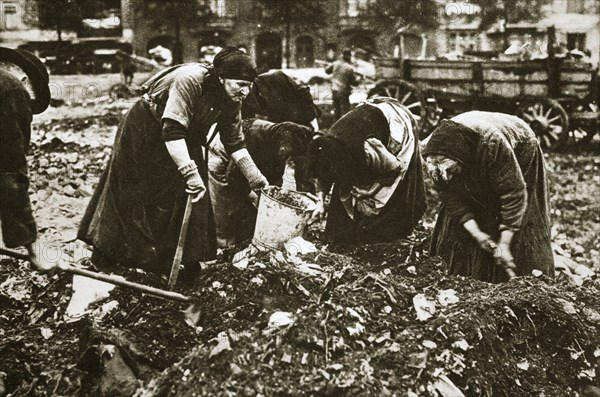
[566,102,598,147]
[517,99,569,150]
[368,80,427,138]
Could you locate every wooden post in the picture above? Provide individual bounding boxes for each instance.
[420,34,428,60]
[547,25,560,98]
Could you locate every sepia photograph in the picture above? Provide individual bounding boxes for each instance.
[0,0,599,395]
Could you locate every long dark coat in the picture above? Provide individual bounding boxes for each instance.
[0,69,36,248]
[424,112,554,283]
[311,98,426,243]
[78,64,245,271]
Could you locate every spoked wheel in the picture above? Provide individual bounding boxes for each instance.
[566,102,599,147]
[368,80,426,137]
[517,99,569,150]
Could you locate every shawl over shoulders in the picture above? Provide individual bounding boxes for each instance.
[426,111,554,282]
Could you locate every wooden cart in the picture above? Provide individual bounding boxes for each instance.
[369,51,599,149]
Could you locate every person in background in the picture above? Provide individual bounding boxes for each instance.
[422,111,554,283]
[78,47,268,275]
[242,70,321,131]
[326,49,359,121]
[0,47,54,272]
[309,97,426,243]
[208,119,313,246]
[119,52,136,86]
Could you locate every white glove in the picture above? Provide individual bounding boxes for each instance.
[232,149,268,191]
[178,161,206,203]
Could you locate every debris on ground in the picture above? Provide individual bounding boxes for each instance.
[0,99,599,397]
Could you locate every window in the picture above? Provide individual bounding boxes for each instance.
[207,0,226,17]
[566,33,586,51]
[346,0,372,17]
[567,0,585,13]
[447,31,480,52]
[2,2,20,30]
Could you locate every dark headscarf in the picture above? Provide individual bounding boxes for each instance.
[0,46,50,114]
[213,46,257,82]
[422,119,480,165]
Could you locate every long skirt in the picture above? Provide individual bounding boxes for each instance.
[324,146,426,243]
[78,100,216,271]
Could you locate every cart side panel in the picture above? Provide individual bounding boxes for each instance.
[407,60,477,97]
[480,61,548,98]
[559,62,596,101]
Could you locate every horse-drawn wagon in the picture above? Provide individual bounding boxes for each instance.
[369,43,598,149]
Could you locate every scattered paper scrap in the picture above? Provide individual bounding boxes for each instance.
[437,289,459,306]
[64,275,117,321]
[40,327,54,340]
[516,360,530,371]
[268,311,295,329]
[209,331,231,358]
[284,236,316,256]
[413,294,436,321]
[433,374,465,397]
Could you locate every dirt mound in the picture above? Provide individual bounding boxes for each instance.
[138,243,600,397]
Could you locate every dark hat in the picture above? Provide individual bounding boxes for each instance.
[0,46,51,114]
[422,119,479,165]
[213,46,257,82]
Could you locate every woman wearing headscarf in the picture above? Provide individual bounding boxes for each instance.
[422,111,554,283]
[78,47,268,274]
[309,97,426,243]
[241,70,321,131]
[208,119,313,246]
[241,70,321,193]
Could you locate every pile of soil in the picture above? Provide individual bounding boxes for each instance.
[138,240,600,397]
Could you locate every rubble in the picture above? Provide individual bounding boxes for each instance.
[0,99,599,397]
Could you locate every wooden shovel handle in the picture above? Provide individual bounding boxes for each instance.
[0,247,191,302]
[168,194,195,289]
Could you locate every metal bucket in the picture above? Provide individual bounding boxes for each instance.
[252,186,315,250]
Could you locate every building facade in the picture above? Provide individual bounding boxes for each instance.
[2,0,598,69]
[433,0,600,65]
[122,0,394,70]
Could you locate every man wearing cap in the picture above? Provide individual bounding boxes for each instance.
[326,49,359,121]
[78,47,268,275]
[0,47,53,272]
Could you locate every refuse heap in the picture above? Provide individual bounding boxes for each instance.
[136,233,600,397]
